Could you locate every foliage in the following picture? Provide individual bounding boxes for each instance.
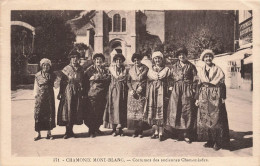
[11,10,82,62]
[164,11,234,59]
[138,31,162,58]
[164,26,224,59]
[186,26,224,59]
[74,43,88,51]
[68,10,96,31]
[74,43,89,58]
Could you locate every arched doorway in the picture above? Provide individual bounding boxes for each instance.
[11,21,36,55]
[111,41,122,53]
[109,39,126,63]
[11,21,37,87]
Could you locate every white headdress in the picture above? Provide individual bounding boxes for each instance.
[200,49,214,61]
[40,58,52,66]
[152,51,163,59]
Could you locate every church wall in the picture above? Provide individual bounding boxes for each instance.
[104,10,136,64]
[75,36,88,46]
[126,11,136,64]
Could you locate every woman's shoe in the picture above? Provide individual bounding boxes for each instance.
[90,133,96,138]
[34,135,41,141]
[213,143,221,151]
[46,134,54,140]
[184,137,191,144]
[132,134,137,138]
[88,129,93,137]
[203,142,214,148]
[132,131,138,138]
[150,134,159,139]
[138,131,143,138]
[113,132,118,137]
[118,129,124,137]
[159,135,164,141]
[63,134,69,139]
[110,130,117,136]
[70,132,76,138]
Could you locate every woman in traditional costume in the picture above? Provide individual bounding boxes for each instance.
[57,49,85,139]
[34,58,56,141]
[84,53,110,137]
[166,47,197,143]
[103,53,128,136]
[143,51,171,141]
[127,53,148,138]
[195,49,230,150]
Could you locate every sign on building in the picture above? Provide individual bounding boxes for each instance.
[239,17,252,45]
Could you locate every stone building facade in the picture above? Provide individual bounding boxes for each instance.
[71,10,235,64]
[72,10,165,64]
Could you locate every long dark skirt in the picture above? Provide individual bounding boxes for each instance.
[34,86,55,131]
[85,95,107,130]
[57,83,84,126]
[166,82,195,130]
[103,78,128,128]
[197,85,230,147]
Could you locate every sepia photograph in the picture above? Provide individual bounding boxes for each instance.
[1,0,260,165]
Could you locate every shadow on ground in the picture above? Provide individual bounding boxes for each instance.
[163,127,253,151]
[229,130,253,151]
[51,128,155,139]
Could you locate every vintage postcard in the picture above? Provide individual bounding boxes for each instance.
[1,0,260,165]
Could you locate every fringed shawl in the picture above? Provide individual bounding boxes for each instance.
[109,64,127,80]
[62,64,83,79]
[34,71,54,97]
[129,64,148,81]
[197,64,225,85]
[86,64,109,80]
[147,65,171,80]
[35,71,53,86]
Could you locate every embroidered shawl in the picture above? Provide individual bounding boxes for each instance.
[109,64,127,80]
[147,65,171,80]
[62,64,83,80]
[197,63,225,85]
[129,64,148,81]
[86,64,109,80]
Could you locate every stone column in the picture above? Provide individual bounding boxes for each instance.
[94,11,104,55]
[128,11,136,64]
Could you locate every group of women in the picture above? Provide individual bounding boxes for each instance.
[33,47,230,151]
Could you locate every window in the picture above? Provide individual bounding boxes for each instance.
[108,18,112,32]
[113,14,121,32]
[122,18,126,32]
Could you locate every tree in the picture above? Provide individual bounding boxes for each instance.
[74,43,89,58]
[138,31,162,58]
[186,26,224,59]
[11,11,82,62]
[164,11,234,59]
[164,26,224,60]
